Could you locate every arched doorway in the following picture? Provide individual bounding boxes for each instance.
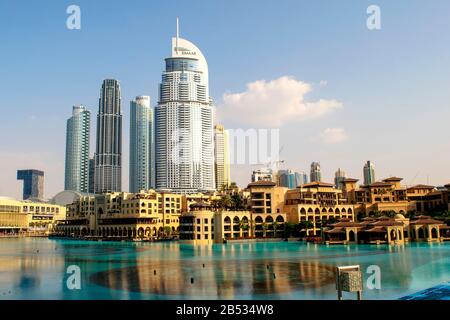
[418,228,424,239]
[431,228,438,239]
[348,230,356,242]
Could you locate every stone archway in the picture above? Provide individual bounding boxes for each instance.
[418,227,425,239]
[431,227,438,239]
[348,230,356,242]
[138,227,145,238]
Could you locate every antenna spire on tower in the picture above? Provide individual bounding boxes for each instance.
[176,17,180,53]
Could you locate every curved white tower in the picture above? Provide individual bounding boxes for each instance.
[155,27,215,193]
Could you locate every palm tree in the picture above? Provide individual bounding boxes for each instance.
[271,221,278,238]
[219,195,233,210]
[239,220,249,238]
[163,226,172,238]
[230,194,245,211]
[261,222,268,238]
[249,219,256,238]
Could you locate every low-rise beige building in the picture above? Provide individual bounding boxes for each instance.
[284,182,355,236]
[0,197,66,236]
[58,191,181,239]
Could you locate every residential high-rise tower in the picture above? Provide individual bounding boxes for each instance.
[310,162,322,183]
[334,168,347,190]
[129,96,155,193]
[94,79,122,193]
[64,105,90,192]
[363,160,376,185]
[214,124,230,190]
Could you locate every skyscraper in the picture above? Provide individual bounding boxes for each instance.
[88,158,95,194]
[279,169,296,189]
[334,168,347,190]
[310,162,322,182]
[155,21,215,193]
[251,168,273,183]
[17,169,44,200]
[94,79,122,193]
[363,161,376,185]
[129,96,154,193]
[295,171,309,186]
[64,105,90,193]
[214,124,230,190]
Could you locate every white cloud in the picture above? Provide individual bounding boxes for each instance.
[316,128,349,144]
[217,76,342,127]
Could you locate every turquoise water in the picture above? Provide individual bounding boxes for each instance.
[0,238,449,300]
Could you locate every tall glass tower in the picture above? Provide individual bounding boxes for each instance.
[65,105,90,192]
[94,79,122,193]
[310,162,322,182]
[129,96,154,193]
[155,23,215,193]
[214,124,230,190]
[363,160,376,185]
[334,168,347,190]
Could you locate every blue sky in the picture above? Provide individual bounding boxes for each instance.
[1,0,450,199]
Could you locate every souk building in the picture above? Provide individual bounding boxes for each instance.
[57,190,182,239]
[179,202,254,245]
[324,214,448,245]
[342,177,450,219]
[246,181,288,238]
[283,182,355,236]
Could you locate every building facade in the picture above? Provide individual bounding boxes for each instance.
[17,169,44,200]
[95,79,122,193]
[295,171,309,187]
[155,32,215,193]
[88,158,95,194]
[334,168,347,190]
[129,96,155,193]
[251,168,273,183]
[214,124,230,190]
[284,182,355,236]
[57,191,182,239]
[0,197,66,236]
[65,105,90,193]
[279,169,297,189]
[363,161,375,185]
[310,162,322,183]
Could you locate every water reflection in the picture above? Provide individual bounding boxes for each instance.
[89,260,336,298]
[0,239,448,299]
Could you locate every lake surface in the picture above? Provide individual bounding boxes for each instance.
[0,238,449,300]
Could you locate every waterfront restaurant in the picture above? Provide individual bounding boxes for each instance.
[409,215,444,242]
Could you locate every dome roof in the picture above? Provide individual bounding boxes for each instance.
[395,213,406,220]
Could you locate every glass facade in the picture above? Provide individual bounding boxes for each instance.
[95,79,122,193]
[155,37,215,193]
[16,169,44,200]
[65,105,90,193]
[129,96,154,193]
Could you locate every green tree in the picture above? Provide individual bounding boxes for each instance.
[271,221,279,238]
[163,226,172,238]
[230,194,245,211]
[261,222,268,238]
[239,219,249,238]
[219,195,233,210]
